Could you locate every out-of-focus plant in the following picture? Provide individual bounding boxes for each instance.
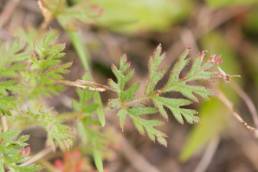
[206,0,258,8]
[39,0,192,33]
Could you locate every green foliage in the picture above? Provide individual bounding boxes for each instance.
[67,31,105,127]
[40,0,192,33]
[108,55,166,145]
[153,97,198,124]
[180,32,241,161]
[0,131,37,172]
[108,46,221,147]
[145,45,166,96]
[0,31,73,170]
[206,0,258,8]
[109,55,137,104]
[23,106,73,151]
[148,48,215,124]
[161,50,212,100]
[0,28,224,170]
[180,98,229,161]
[73,86,108,172]
[77,121,106,172]
[0,40,26,115]
[23,31,70,98]
[91,0,192,33]
[0,0,235,171]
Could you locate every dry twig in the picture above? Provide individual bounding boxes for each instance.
[20,147,53,167]
[230,82,258,129]
[217,91,258,137]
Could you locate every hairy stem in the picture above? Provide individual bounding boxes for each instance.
[217,91,258,137]
[230,82,258,129]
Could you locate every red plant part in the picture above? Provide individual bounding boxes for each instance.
[210,54,223,65]
[21,146,31,157]
[54,150,84,172]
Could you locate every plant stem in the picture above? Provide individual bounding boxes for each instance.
[230,82,258,129]
[67,31,92,75]
[20,147,53,166]
[126,96,150,107]
[66,30,105,126]
[217,90,258,137]
[1,116,8,132]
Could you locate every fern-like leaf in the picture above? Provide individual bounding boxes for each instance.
[147,48,219,124]
[0,130,38,172]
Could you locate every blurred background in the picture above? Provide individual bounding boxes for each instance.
[1,0,258,171]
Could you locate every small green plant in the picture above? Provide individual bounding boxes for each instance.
[0,1,231,171]
[0,28,224,171]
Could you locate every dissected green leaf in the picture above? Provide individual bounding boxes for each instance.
[146,48,218,123]
[24,106,73,151]
[109,55,138,103]
[131,116,167,146]
[166,49,190,82]
[162,50,213,102]
[153,96,198,124]
[145,45,166,96]
[77,121,106,172]
[120,83,139,102]
[20,31,71,98]
[117,108,127,130]
[0,130,38,172]
[127,106,158,116]
[180,32,242,161]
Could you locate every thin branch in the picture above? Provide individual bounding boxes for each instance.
[57,79,113,92]
[230,82,258,129]
[216,91,258,137]
[20,147,53,167]
[194,137,220,172]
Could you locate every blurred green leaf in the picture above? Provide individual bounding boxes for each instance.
[0,130,38,172]
[127,106,158,116]
[130,116,167,146]
[180,98,229,161]
[145,45,166,96]
[206,0,258,8]
[92,0,192,33]
[93,149,104,172]
[153,96,198,124]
